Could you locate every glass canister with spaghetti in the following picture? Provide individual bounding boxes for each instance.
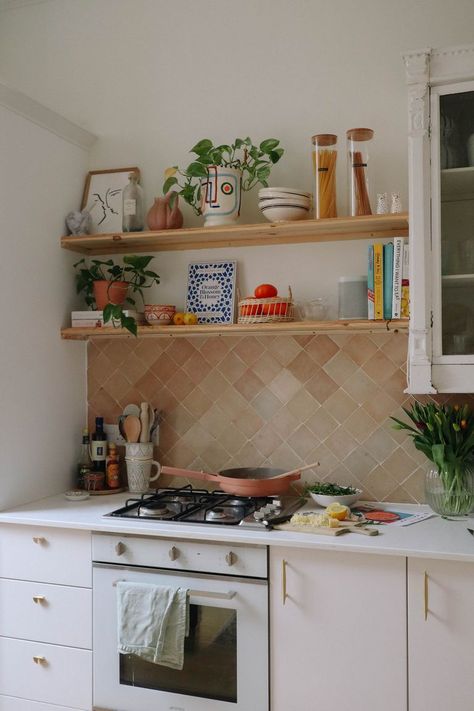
[347,128,374,216]
[312,134,338,219]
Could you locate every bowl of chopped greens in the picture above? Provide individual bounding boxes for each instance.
[306,482,362,508]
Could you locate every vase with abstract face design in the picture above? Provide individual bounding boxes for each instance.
[200,166,242,226]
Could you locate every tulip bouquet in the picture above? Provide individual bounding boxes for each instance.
[392,402,474,515]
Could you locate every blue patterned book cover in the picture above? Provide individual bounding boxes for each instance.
[186,260,237,324]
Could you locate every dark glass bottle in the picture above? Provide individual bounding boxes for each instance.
[90,417,107,474]
[77,427,92,489]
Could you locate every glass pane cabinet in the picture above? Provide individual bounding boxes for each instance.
[404,44,474,392]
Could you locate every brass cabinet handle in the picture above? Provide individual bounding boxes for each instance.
[168,546,179,561]
[225,551,236,567]
[32,537,46,545]
[33,655,47,665]
[282,559,288,606]
[424,570,429,621]
[115,542,126,556]
[33,595,46,604]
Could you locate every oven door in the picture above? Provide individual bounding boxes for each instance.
[93,563,268,711]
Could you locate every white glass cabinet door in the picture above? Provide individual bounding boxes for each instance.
[431,82,474,363]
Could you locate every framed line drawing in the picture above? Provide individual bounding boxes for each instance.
[186,260,237,324]
[81,167,140,233]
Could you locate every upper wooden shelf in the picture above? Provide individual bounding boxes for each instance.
[60,213,409,255]
[61,319,409,340]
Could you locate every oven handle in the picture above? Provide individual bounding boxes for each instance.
[93,562,236,600]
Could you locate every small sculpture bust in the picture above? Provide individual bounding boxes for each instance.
[66,209,92,235]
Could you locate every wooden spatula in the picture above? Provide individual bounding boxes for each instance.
[123,414,141,443]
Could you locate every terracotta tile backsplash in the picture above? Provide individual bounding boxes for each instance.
[87,332,474,503]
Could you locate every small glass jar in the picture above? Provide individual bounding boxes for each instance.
[347,128,374,216]
[312,134,337,219]
[122,173,144,232]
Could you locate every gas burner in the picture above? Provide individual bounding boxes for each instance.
[206,507,229,521]
[167,495,195,503]
[225,498,248,506]
[139,503,176,519]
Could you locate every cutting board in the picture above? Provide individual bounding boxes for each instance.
[275,520,379,536]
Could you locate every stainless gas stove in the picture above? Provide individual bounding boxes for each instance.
[105,484,303,528]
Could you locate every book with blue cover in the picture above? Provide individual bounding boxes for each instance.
[186,260,237,324]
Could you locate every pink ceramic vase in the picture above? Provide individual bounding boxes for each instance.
[146,192,183,230]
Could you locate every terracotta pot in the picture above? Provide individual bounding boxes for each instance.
[93,280,128,310]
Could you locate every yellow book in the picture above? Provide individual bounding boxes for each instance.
[373,243,384,320]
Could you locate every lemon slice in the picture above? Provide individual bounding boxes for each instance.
[325,503,350,521]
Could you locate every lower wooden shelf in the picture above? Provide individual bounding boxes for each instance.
[61,319,409,340]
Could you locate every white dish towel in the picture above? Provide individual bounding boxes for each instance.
[117,581,189,669]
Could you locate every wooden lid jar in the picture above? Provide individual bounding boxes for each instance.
[311,134,338,219]
[346,128,374,216]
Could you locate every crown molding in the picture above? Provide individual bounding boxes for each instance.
[0,81,96,150]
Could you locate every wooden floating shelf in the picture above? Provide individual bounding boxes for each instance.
[60,213,409,255]
[61,319,409,341]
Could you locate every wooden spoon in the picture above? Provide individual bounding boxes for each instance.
[123,414,141,443]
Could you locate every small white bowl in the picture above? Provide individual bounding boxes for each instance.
[309,490,362,508]
[64,490,90,502]
[258,196,311,208]
[259,204,310,222]
[259,187,311,199]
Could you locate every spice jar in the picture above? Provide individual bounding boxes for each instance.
[347,128,374,216]
[312,134,337,219]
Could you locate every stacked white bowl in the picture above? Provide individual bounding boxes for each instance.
[258,187,311,222]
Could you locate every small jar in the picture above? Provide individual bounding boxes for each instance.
[312,134,337,219]
[347,128,374,216]
[122,173,144,232]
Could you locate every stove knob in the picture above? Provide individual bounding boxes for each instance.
[168,546,179,561]
[115,542,126,556]
[225,551,237,567]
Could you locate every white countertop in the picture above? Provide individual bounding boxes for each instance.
[1,493,474,563]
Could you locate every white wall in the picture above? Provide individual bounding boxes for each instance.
[0,101,89,509]
[1,0,473,312]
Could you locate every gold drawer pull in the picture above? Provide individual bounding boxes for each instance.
[282,559,288,605]
[32,537,47,545]
[424,570,429,621]
[33,595,46,604]
[33,655,47,665]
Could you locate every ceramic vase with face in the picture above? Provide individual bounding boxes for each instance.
[200,166,242,227]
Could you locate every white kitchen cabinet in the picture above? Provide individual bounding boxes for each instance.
[408,557,474,708]
[269,547,407,711]
[0,525,92,711]
[404,43,474,392]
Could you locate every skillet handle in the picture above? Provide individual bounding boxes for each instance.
[159,465,219,483]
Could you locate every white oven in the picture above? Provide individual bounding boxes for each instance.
[92,533,269,711]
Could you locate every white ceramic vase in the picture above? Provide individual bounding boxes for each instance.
[200,166,242,227]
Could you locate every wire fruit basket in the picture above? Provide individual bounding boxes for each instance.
[238,287,294,324]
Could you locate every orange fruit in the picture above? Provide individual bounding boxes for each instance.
[173,312,185,325]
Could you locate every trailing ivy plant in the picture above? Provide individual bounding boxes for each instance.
[74,255,160,336]
[162,137,284,215]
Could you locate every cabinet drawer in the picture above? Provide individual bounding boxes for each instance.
[0,525,91,587]
[0,579,91,649]
[0,637,91,710]
[0,695,84,711]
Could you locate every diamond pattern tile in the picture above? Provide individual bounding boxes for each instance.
[86,333,468,504]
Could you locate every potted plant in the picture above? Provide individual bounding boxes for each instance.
[74,255,160,336]
[162,137,284,226]
[392,402,474,516]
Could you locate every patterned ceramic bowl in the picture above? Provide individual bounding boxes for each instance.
[144,304,176,325]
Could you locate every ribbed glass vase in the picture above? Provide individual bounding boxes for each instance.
[425,460,474,517]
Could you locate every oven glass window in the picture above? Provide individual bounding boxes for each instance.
[119,604,237,702]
